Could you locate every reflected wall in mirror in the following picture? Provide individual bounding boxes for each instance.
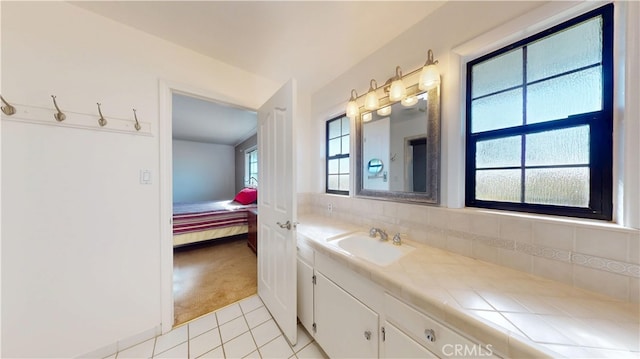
[356,86,440,204]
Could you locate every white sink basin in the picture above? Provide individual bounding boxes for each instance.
[329,232,414,266]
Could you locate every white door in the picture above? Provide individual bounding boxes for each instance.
[257,79,297,344]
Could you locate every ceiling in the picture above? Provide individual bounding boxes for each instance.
[172,94,257,145]
[71,1,446,145]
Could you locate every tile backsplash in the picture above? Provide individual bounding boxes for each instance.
[298,193,640,302]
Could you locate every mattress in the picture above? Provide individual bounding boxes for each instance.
[173,200,257,246]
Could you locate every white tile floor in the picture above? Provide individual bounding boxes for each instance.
[108,295,328,359]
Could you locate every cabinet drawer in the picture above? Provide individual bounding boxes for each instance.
[384,294,498,359]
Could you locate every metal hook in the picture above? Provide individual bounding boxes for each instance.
[0,95,16,116]
[96,103,107,127]
[51,95,66,122]
[132,109,141,131]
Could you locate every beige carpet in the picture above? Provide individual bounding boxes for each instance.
[173,236,257,326]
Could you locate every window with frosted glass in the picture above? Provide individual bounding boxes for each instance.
[326,115,350,194]
[465,4,613,220]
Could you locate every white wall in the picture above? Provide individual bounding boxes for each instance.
[388,105,426,192]
[362,118,390,191]
[307,1,640,301]
[172,140,235,202]
[1,2,278,357]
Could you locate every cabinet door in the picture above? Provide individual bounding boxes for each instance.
[382,321,438,359]
[296,258,314,334]
[314,272,378,359]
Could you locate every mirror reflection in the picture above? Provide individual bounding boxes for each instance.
[363,94,427,192]
[356,87,440,204]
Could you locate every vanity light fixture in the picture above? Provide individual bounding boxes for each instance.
[364,79,380,111]
[362,112,373,122]
[345,49,439,118]
[346,89,359,119]
[377,106,391,116]
[388,66,407,102]
[418,49,440,91]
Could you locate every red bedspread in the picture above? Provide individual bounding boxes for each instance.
[173,200,257,235]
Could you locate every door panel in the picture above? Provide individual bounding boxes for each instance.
[257,79,297,344]
[314,272,378,359]
[296,258,314,334]
[382,321,437,358]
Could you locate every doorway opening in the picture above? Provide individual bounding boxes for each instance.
[408,137,427,192]
[169,90,259,326]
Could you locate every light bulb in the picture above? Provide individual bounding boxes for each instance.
[346,89,359,119]
[364,79,379,111]
[377,106,391,116]
[388,79,406,102]
[419,50,440,91]
[401,95,418,107]
[419,64,440,91]
[388,66,406,102]
[346,100,359,119]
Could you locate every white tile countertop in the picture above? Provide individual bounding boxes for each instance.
[296,214,640,358]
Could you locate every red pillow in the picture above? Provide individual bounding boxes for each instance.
[234,188,257,205]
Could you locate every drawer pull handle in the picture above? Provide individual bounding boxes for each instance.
[425,328,436,342]
[364,330,372,340]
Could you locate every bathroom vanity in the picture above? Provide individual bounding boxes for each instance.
[298,236,499,358]
[296,214,639,359]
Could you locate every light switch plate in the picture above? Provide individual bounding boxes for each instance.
[140,169,152,184]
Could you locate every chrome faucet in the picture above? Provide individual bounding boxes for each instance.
[369,227,388,241]
[392,233,402,246]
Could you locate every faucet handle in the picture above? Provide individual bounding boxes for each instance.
[392,233,404,245]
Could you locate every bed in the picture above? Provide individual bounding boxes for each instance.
[173,189,258,247]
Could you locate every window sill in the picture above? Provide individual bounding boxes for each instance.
[461,206,638,233]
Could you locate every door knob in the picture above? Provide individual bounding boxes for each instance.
[276,220,291,230]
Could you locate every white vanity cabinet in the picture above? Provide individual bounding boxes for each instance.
[296,236,315,334]
[383,294,500,358]
[381,320,438,358]
[314,272,379,358]
[296,235,501,359]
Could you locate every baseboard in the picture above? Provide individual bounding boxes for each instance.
[75,325,161,358]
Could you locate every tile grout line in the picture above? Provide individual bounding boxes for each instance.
[242,304,264,359]
[151,337,157,359]
[216,311,227,359]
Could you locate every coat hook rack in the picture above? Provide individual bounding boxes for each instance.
[132,109,141,131]
[1,95,16,116]
[96,103,107,127]
[51,95,66,122]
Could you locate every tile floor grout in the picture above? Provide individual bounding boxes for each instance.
[111,294,326,359]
